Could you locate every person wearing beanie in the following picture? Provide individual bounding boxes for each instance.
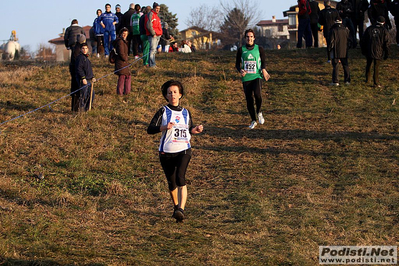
[360,16,389,87]
[328,16,352,86]
[115,4,123,33]
[145,2,162,68]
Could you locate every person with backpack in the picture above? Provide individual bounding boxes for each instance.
[113,27,131,95]
[319,0,340,62]
[297,0,313,48]
[360,16,389,87]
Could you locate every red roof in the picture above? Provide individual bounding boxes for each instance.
[49,25,91,44]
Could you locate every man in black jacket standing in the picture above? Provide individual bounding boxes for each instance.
[120,3,136,55]
[309,0,321,47]
[360,16,389,87]
[319,0,340,62]
[329,17,351,86]
[64,19,85,50]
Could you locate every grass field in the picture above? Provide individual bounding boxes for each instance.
[0,47,398,265]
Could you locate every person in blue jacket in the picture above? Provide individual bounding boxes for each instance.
[100,3,119,57]
[93,9,105,58]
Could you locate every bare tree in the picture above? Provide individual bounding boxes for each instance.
[186,4,223,31]
[219,0,262,44]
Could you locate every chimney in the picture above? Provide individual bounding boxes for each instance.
[272,16,276,23]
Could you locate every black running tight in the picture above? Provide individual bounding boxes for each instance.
[243,78,262,121]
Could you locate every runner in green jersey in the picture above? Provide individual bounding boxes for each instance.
[235,29,270,129]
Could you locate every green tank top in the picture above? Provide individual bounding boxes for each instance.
[241,44,262,82]
[131,13,141,35]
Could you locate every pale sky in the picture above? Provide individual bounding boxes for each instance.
[1,0,295,52]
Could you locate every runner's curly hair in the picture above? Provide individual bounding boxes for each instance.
[161,80,184,101]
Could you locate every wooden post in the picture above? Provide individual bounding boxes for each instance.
[89,82,94,111]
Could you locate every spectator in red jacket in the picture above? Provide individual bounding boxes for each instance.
[297,0,313,48]
[145,2,162,68]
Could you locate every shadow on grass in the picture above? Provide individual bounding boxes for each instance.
[0,101,38,112]
[0,258,105,266]
[199,144,332,157]
[204,126,399,142]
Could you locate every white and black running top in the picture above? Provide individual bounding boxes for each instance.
[147,104,194,153]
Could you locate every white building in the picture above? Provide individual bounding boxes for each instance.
[257,16,290,40]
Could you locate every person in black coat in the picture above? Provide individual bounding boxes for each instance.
[351,0,369,40]
[75,43,96,111]
[337,0,357,47]
[64,19,85,50]
[360,16,389,87]
[329,17,352,85]
[70,34,87,112]
[120,3,136,55]
[115,4,123,33]
[319,0,340,62]
[368,0,392,29]
[309,0,321,47]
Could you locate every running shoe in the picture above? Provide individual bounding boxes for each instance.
[174,208,184,223]
[258,112,265,125]
[172,205,178,218]
[249,121,257,129]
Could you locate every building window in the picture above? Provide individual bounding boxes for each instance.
[278,25,284,32]
[289,15,296,26]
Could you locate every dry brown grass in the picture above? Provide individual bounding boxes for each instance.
[0,48,398,265]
